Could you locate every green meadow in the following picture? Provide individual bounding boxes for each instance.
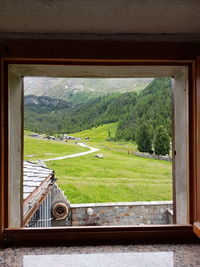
[24,123,172,203]
[24,136,89,161]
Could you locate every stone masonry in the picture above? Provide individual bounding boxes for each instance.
[71,201,173,226]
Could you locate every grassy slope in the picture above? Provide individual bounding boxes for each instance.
[24,136,89,161]
[24,130,35,135]
[70,123,117,142]
[46,123,172,203]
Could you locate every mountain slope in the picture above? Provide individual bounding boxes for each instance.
[24,95,72,113]
[60,91,137,133]
[115,78,172,141]
[24,78,172,139]
[24,77,153,104]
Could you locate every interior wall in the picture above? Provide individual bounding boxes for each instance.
[0,0,200,34]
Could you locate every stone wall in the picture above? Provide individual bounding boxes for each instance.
[134,152,172,162]
[71,201,173,226]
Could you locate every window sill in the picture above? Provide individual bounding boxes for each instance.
[1,225,198,247]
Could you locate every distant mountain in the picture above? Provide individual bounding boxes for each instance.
[24,77,153,104]
[24,78,172,140]
[24,95,72,113]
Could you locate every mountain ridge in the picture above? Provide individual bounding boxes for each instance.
[24,77,153,104]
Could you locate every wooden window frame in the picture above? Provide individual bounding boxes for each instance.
[0,40,200,246]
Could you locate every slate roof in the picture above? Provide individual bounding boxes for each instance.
[23,161,54,224]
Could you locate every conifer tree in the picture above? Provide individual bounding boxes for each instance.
[136,122,152,153]
[154,125,170,155]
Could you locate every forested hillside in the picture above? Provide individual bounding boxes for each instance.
[24,95,72,134]
[115,78,172,141]
[24,78,172,140]
[60,91,138,133]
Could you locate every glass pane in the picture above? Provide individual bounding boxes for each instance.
[23,77,173,227]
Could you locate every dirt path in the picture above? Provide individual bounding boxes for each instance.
[36,142,99,163]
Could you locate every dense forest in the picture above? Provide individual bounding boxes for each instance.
[115,78,172,141]
[24,78,172,141]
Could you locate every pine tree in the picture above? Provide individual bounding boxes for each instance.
[154,125,170,155]
[136,122,152,153]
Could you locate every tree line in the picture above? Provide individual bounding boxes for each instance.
[136,123,170,156]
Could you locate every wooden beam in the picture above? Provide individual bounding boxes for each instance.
[193,222,200,239]
[1,225,199,247]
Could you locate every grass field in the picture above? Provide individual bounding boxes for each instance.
[71,123,117,142]
[24,136,89,161]
[41,123,173,204]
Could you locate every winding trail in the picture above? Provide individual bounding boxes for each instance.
[36,142,99,163]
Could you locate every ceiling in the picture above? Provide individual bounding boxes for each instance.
[0,0,200,34]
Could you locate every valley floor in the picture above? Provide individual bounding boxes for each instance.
[24,123,172,204]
